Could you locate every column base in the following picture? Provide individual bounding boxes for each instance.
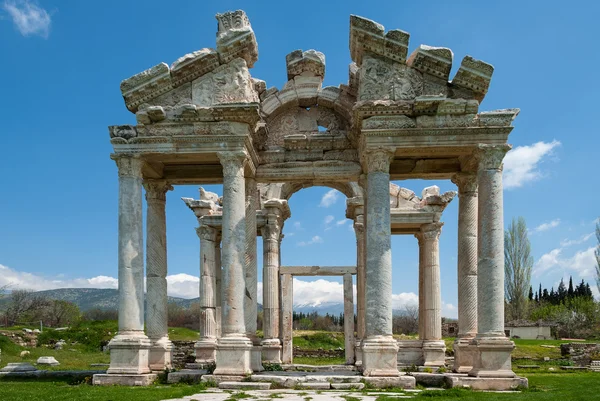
[93,373,157,386]
[354,340,363,367]
[361,336,400,377]
[261,339,282,364]
[195,338,217,364]
[468,337,516,378]
[251,345,264,372]
[149,336,173,371]
[106,332,152,375]
[214,335,253,376]
[453,337,477,373]
[422,340,446,367]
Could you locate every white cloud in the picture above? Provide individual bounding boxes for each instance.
[560,232,594,247]
[391,292,418,309]
[319,189,340,207]
[336,219,348,226]
[3,0,51,38]
[533,219,560,233]
[534,247,596,279]
[442,302,457,318]
[297,235,324,247]
[503,140,560,189]
[324,215,334,224]
[293,278,345,307]
[292,221,302,230]
[0,264,203,299]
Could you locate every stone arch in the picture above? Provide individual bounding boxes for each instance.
[259,181,362,207]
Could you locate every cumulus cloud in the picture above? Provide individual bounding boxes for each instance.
[503,140,560,189]
[297,235,324,247]
[3,0,51,38]
[533,219,560,233]
[0,264,202,299]
[319,189,340,207]
[533,247,596,279]
[391,292,418,309]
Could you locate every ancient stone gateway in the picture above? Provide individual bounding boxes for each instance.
[93,10,526,390]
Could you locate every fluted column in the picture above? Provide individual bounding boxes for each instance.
[215,237,222,339]
[354,214,365,365]
[469,144,515,378]
[244,177,262,372]
[343,273,356,364]
[281,273,293,364]
[214,151,253,375]
[144,180,174,371]
[416,223,446,366]
[451,173,479,373]
[361,148,399,377]
[106,155,151,376]
[260,200,287,363]
[195,224,219,363]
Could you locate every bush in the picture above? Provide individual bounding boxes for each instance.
[37,320,117,351]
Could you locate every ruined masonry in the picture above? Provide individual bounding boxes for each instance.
[93,10,525,390]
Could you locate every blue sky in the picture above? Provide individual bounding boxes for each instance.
[0,0,598,318]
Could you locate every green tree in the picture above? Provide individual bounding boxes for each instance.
[504,217,534,320]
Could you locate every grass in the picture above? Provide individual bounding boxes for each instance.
[0,379,209,401]
[292,356,346,365]
[292,331,345,349]
[167,327,200,341]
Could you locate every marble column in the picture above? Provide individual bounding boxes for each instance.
[261,200,287,363]
[214,151,253,375]
[244,177,263,372]
[106,155,152,376]
[416,223,445,367]
[195,224,219,363]
[343,273,356,364]
[362,149,399,377]
[469,144,515,378]
[281,273,294,364]
[144,180,174,371]
[417,234,425,341]
[354,214,365,365]
[451,173,479,373]
[215,237,222,339]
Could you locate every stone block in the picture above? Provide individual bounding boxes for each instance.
[362,337,400,377]
[106,334,152,375]
[331,382,365,390]
[215,10,258,67]
[296,382,331,390]
[167,370,204,384]
[250,374,302,388]
[468,338,515,378]
[411,372,446,387]
[170,48,220,85]
[453,340,477,373]
[445,375,528,390]
[451,56,494,100]
[214,336,253,376]
[92,373,157,386]
[363,375,416,389]
[36,357,60,366]
[218,381,271,390]
[1,363,36,372]
[286,49,325,80]
[407,45,453,80]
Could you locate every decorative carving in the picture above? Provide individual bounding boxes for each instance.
[286,49,325,80]
[109,125,138,141]
[407,45,453,80]
[419,222,443,241]
[350,15,410,65]
[192,58,258,107]
[451,173,478,194]
[478,109,520,127]
[215,10,258,67]
[217,151,248,177]
[359,56,422,101]
[364,148,395,173]
[473,144,511,171]
[196,225,219,242]
[112,155,144,178]
[451,56,494,100]
[362,115,416,130]
[143,180,173,202]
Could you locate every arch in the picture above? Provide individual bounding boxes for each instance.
[259,181,362,207]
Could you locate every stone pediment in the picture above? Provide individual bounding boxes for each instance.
[119,10,259,120]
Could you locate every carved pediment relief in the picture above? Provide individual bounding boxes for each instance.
[192,58,258,107]
[265,106,348,150]
[359,55,423,101]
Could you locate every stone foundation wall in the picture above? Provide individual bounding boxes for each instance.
[560,343,600,366]
[292,347,344,358]
[172,341,196,369]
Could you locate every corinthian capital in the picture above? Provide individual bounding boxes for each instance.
[217,150,248,177]
[196,225,219,242]
[364,148,395,173]
[473,144,511,171]
[112,154,144,178]
[451,173,478,195]
[143,180,173,202]
[416,222,443,242]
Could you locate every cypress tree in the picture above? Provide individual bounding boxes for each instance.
[568,276,575,299]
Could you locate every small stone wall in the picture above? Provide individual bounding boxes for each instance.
[292,346,344,359]
[560,343,600,366]
[172,341,196,369]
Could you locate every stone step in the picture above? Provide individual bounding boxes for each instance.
[331,382,365,390]
[218,381,271,390]
[296,382,332,390]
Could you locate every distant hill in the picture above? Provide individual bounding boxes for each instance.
[0,288,199,311]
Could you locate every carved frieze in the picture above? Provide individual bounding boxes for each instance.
[350,15,410,65]
[362,115,416,130]
[358,56,422,101]
[216,10,258,67]
[451,56,494,101]
[109,125,138,141]
[407,45,453,80]
[286,49,325,80]
[192,58,258,107]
